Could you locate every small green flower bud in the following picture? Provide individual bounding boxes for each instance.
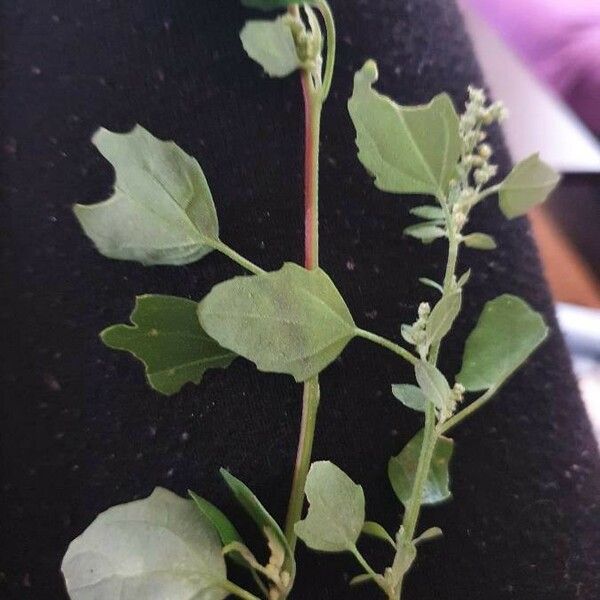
[418,302,431,318]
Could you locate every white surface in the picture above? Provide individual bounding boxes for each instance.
[461,7,600,173]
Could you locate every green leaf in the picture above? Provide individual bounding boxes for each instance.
[456,269,471,288]
[414,526,443,545]
[219,468,294,580]
[295,461,365,552]
[425,291,462,349]
[241,0,302,10]
[74,125,220,266]
[348,60,461,198]
[498,153,560,218]
[410,205,445,220]
[361,521,395,547]
[198,262,356,382]
[101,295,236,395]
[61,487,227,600]
[403,223,446,241]
[414,360,451,413]
[188,491,247,568]
[350,573,382,587]
[391,384,427,412]
[388,431,454,506]
[457,294,548,391]
[240,17,301,77]
[462,232,497,250]
[419,277,444,294]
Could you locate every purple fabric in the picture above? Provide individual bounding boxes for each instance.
[465,0,600,133]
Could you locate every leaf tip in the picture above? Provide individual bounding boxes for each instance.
[356,59,379,86]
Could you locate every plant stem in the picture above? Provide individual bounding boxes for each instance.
[355,328,419,366]
[351,545,379,580]
[302,74,321,269]
[284,376,320,547]
[400,403,437,542]
[474,183,501,204]
[283,69,325,554]
[395,206,461,599]
[221,580,262,600]
[438,385,497,434]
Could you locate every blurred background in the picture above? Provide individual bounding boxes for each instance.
[459,0,600,441]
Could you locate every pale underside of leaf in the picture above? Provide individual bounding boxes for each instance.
[498,153,560,218]
[414,360,451,412]
[425,291,462,349]
[294,461,365,553]
[61,488,227,600]
[391,384,428,412]
[240,18,301,77]
[74,125,219,266]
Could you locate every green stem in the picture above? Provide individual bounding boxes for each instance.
[474,183,501,204]
[438,385,497,434]
[400,403,437,541]
[429,233,459,364]
[284,376,320,548]
[395,203,460,598]
[221,580,262,600]
[210,239,265,275]
[315,0,336,101]
[355,328,419,366]
[283,30,329,553]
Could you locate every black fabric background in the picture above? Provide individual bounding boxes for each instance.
[1,1,599,598]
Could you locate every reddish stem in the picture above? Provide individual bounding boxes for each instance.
[301,73,320,270]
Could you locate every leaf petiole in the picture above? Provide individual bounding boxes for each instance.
[355,328,419,366]
[438,385,498,434]
[314,0,336,101]
[473,183,501,204]
[209,239,265,275]
[350,545,380,581]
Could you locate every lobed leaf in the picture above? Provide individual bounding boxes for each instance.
[101,295,236,395]
[348,60,461,198]
[198,263,355,382]
[498,153,560,218]
[74,125,220,265]
[295,461,365,552]
[240,17,301,77]
[457,294,548,391]
[61,488,227,600]
[388,431,454,506]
